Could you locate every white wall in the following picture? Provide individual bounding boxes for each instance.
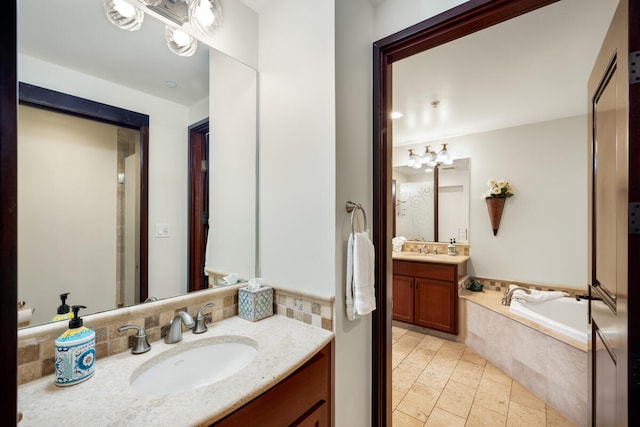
[207,49,257,279]
[258,0,336,296]
[394,116,588,287]
[373,0,470,40]
[19,54,191,300]
[335,0,376,425]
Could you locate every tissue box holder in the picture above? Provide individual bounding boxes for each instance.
[238,286,273,322]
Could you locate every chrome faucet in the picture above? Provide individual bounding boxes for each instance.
[501,287,532,306]
[118,324,151,354]
[418,244,428,254]
[193,303,215,334]
[432,245,438,255]
[164,311,195,344]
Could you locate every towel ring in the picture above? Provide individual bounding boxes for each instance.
[346,201,367,234]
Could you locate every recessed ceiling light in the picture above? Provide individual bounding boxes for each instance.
[390,111,403,119]
[165,80,178,88]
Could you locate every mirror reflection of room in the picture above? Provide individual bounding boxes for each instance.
[16,0,257,328]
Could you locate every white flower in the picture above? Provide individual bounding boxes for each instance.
[483,178,515,199]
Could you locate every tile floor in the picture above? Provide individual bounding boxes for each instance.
[392,325,577,427]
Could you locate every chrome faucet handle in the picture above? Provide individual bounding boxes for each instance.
[193,303,215,334]
[118,325,151,354]
[164,311,195,344]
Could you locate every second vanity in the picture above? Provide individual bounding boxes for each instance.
[18,315,333,426]
[392,250,469,335]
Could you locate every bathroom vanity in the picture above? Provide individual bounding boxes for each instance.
[392,252,469,335]
[18,315,333,426]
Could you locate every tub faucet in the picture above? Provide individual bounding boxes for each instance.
[502,287,532,306]
[164,311,195,344]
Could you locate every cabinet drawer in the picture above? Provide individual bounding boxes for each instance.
[393,260,455,281]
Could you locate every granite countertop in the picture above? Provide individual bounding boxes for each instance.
[18,315,334,427]
[392,251,469,265]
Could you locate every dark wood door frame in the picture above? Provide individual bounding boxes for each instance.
[188,119,209,292]
[371,1,559,424]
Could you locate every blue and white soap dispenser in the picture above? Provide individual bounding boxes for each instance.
[54,305,96,386]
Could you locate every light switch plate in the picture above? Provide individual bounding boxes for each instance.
[155,223,170,238]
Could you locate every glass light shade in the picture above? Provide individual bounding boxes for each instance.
[422,146,435,164]
[407,149,419,168]
[189,0,223,37]
[165,25,198,57]
[103,0,144,31]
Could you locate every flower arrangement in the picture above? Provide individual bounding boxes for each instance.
[482,179,514,199]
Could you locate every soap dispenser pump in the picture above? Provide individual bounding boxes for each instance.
[54,305,96,386]
[447,239,456,256]
[50,292,73,323]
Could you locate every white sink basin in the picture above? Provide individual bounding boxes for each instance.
[130,336,258,395]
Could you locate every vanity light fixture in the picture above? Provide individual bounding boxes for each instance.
[407,143,453,168]
[390,111,403,119]
[407,149,422,169]
[103,0,145,31]
[165,25,198,56]
[103,0,223,57]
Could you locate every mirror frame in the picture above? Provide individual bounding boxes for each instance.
[371,0,559,424]
[18,82,150,304]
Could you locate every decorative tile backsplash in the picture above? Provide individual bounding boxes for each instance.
[401,240,470,256]
[18,285,334,385]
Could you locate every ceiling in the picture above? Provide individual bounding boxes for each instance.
[18,0,618,129]
[18,0,209,107]
[391,0,619,146]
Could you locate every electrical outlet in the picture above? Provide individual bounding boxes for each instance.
[155,223,170,238]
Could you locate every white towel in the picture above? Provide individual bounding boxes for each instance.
[345,233,357,320]
[509,284,568,303]
[353,230,376,315]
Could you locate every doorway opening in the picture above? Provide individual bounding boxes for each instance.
[188,118,210,292]
[372,0,563,424]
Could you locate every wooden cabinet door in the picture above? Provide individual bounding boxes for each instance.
[414,278,456,334]
[392,275,414,323]
[291,401,328,427]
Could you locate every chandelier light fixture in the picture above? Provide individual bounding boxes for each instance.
[103,0,223,57]
[406,143,453,168]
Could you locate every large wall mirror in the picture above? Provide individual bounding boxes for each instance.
[392,158,469,243]
[17,0,257,327]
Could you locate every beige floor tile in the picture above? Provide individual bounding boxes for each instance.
[435,341,466,361]
[393,348,409,369]
[449,359,484,388]
[392,388,405,410]
[416,360,455,390]
[466,404,507,427]
[392,410,424,427]
[510,380,546,413]
[506,401,546,427]
[403,346,436,369]
[473,377,512,415]
[461,347,487,367]
[393,362,423,393]
[424,407,466,427]
[395,333,423,353]
[434,379,477,419]
[546,405,577,427]
[393,325,408,341]
[395,382,441,422]
[418,334,446,352]
[482,362,513,386]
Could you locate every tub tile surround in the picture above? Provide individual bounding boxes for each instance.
[462,290,588,427]
[466,276,585,299]
[18,285,335,385]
